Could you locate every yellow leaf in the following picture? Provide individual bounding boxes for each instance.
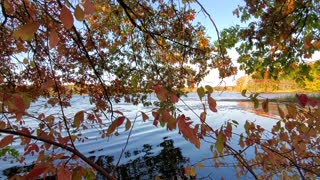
[74,4,85,21]
[49,31,59,48]
[13,22,40,41]
[125,119,131,131]
[107,121,117,135]
[197,162,204,169]
[60,5,74,29]
[190,167,197,176]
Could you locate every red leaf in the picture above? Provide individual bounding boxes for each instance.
[26,167,47,179]
[116,116,126,126]
[309,98,318,107]
[153,119,159,127]
[49,31,59,48]
[0,135,14,148]
[83,0,95,15]
[141,112,149,122]
[14,95,26,111]
[60,5,74,29]
[208,96,217,112]
[154,84,168,101]
[296,94,308,108]
[57,167,72,180]
[170,93,179,103]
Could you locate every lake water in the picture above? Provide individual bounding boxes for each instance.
[0,92,296,179]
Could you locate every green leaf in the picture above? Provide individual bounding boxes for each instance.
[241,89,247,97]
[216,132,225,154]
[205,85,213,94]
[197,87,205,99]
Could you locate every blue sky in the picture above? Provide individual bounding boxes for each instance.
[193,0,245,86]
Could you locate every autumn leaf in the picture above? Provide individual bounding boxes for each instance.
[26,167,47,179]
[125,119,131,131]
[262,98,269,112]
[60,5,74,29]
[216,132,225,154]
[141,112,149,122]
[154,84,168,101]
[309,98,318,107]
[197,162,205,169]
[74,111,84,128]
[83,0,95,15]
[116,116,126,126]
[57,167,72,180]
[49,31,59,48]
[170,93,179,103]
[200,112,206,123]
[0,135,14,148]
[13,22,40,41]
[208,96,217,112]
[205,85,213,94]
[107,121,117,135]
[278,105,285,119]
[197,87,205,99]
[296,94,308,108]
[75,5,85,21]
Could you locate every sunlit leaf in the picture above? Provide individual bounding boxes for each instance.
[74,111,84,128]
[205,85,213,94]
[278,105,285,119]
[60,5,74,29]
[197,162,205,169]
[208,96,217,112]
[75,5,85,21]
[197,87,205,99]
[13,22,40,41]
[141,112,149,122]
[216,132,225,154]
[0,135,14,148]
[83,0,95,15]
[116,116,126,126]
[57,167,72,180]
[125,119,131,131]
[190,167,197,176]
[49,31,59,48]
[107,121,117,135]
[200,112,206,123]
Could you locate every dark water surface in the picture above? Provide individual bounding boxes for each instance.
[0,92,293,179]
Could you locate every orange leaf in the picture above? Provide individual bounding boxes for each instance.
[60,5,74,29]
[74,4,85,21]
[49,31,59,48]
[208,96,217,112]
[0,121,5,129]
[170,93,179,103]
[74,111,84,128]
[57,167,72,180]
[154,84,168,101]
[0,135,14,148]
[200,112,206,123]
[83,0,95,15]
[125,119,131,131]
[107,121,117,135]
[141,112,149,122]
[13,22,40,41]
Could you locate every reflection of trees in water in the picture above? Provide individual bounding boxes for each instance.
[3,138,193,179]
[93,138,192,179]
